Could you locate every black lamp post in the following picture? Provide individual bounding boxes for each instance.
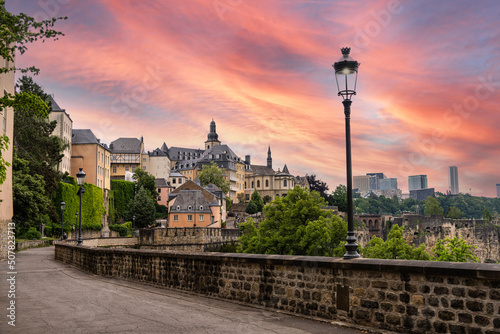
[75,212,78,240]
[333,47,361,259]
[76,168,86,246]
[132,215,136,236]
[60,201,66,241]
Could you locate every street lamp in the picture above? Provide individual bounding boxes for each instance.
[75,212,79,240]
[333,47,360,259]
[60,201,66,241]
[76,168,86,246]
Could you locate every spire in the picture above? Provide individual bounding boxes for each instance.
[160,142,168,152]
[267,145,272,169]
[282,164,289,174]
[205,119,221,149]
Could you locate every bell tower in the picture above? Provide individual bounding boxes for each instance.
[205,119,221,150]
[267,145,272,169]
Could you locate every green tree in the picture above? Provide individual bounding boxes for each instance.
[446,206,464,219]
[12,153,50,232]
[306,174,330,201]
[128,186,156,228]
[330,184,347,212]
[110,180,135,223]
[432,237,479,263]
[245,189,264,213]
[482,208,493,222]
[424,196,444,216]
[238,187,347,256]
[133,168,158,198]
[198,161,230,194]
[362,225,431,260]
[262,195,272,204]
[237,192,246,203]
[0,1,66,183]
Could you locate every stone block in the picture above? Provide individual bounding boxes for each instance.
[360,300,379,309]
[490,290,500,300]
[452,287,466,297]
[354,309,370,322]
[466,301,484,312]
[468,289,487,299]
[411,294,425,305]
[433,321,448,333]
[422,308,435,318]
[451,299,464,309]
[386,314,400,326]
[438,310,455,321]
[434,286,450,295]
[448,324,466,334]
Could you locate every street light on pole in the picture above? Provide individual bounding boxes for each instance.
[76,168,86,246]
[60,201,66,241]
[333,47,361,259]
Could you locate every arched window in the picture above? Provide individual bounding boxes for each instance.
[257,180,260,188]
[188,205,192,210]
[265,180,269,187]
[176,205,180,211]
[251,181,254,188]
[283,179,287,187]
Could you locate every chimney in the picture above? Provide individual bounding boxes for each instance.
[245,155,251,165]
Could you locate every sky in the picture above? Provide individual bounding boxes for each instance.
[7,0,500,197]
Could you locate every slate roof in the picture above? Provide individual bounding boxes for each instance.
[155,178,170,188]
[149,148,168,156]
[171,190,213,214]
[282,164,290,174]
[47,95,64,112]
[110,138,142,153]
[169,180,221,205]
[199,144,242,163]
[72,129,99,145]
[250,165,275,176]
[169,147,204,162]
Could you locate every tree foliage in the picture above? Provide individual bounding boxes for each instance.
[306,174,330,201]
[127,186,156,228]
[133,168,158,198]
[12,154,51,232]
[238,187,347,257]
[0,1,66,183]
[424,196,444,216]
[110,180,135,223]
[446,206,464,219]
[482,208,493,222]
[245,189,264,214]
[198,161,230,194]
[362,225,432,260]
[432,237,479,263]
[330,184,348,212]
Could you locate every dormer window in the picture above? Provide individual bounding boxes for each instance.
[199,205,203,210]
[176,205,180,211]
[188,205,192,210]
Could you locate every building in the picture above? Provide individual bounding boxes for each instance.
[244,147,302,201]
[408,175,428,191]
[366,173,386,191]
[168,180,224,227]
[71,129,111,191]
[142,145,171,179]
[354,175,370,195]
[0,54,15,260]
[155,178,173,207]
[169,172,187,189]
[205,119,221,149]
[110,137,144,179]
[449,166,459,195]
[379,178,398,190]
[48,97,72,174]
[410,188,435,201]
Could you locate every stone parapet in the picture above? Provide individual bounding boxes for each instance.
[55,244,500,333]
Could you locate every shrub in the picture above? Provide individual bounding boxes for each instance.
[24,227,42,240]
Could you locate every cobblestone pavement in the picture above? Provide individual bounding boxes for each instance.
[0,246,368,334]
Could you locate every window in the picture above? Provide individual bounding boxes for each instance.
[172,179,176,184]
[177,205,180,211]
[178,178,182,183]
[125,166,129,172]
[158,196,161,201]
[257,180,260,188]
[245,182,247,188]
[173,215,178,221]
[251,181,254,188]
[142,166,146,170]
[112,166,117,173]
[188,205,192,210]
[143,158,146,161]
[158,188,161,193]
[265,180,269,187]
[187,214,193,221]
[132,166,136,172]
[199,215,204,221]
[283,179,287,187]
[199,205,203,210]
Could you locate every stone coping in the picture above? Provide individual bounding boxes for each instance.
[56,243,500,279]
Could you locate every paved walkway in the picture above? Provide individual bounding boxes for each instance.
[0,247,367,334]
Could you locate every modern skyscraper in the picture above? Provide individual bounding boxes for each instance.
[408,175,428,191]
[380,178,398,190]
[366,173,386,191]
[353,175,370,194]
[449,166,459,195]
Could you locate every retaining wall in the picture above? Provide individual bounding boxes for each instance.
[55,244,500,334]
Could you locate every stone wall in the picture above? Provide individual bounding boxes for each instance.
[139,227,241,251]
[0,220,9,260]
[55,244,500,334]
[393,215,500,263]
[16,239,55,251]
[61,237,138,248]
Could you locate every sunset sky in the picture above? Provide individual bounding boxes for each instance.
[7,0,500,197]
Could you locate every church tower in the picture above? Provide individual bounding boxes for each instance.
[267,145,272,169]
[205,119,221,150]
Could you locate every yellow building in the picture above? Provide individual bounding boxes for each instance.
[0,54,15,260]
[71,129,111,191]
[110,137,144,179]
[142,144,171,179]
[48,97,72,175]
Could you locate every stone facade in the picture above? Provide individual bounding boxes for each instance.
[55,245,500,334]
[139,227,241,251]
[392,214,500,263]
